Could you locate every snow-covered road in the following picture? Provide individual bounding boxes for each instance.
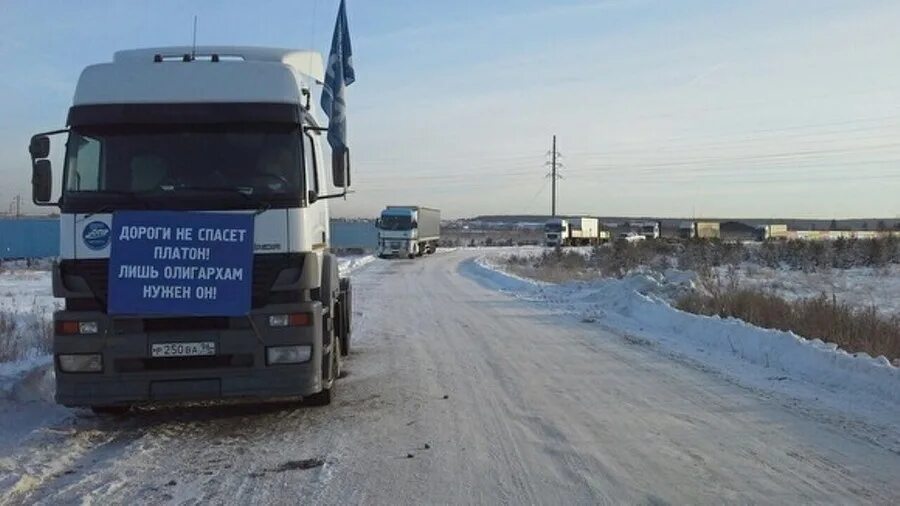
[2,250,899,504]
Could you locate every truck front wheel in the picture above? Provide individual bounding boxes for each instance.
[304,338,340,407]
[338,278,352,356]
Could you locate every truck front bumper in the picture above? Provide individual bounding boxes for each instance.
[377,240,415,257]
[53,302,325,407]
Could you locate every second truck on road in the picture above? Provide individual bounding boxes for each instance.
[376,206,441,258]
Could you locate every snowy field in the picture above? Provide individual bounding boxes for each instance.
[719,263,900,316]
[0,266,59,375]
[471,249,900,436]
[489,246,900,317]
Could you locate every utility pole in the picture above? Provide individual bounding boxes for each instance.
[551,135,557,217]
[545,135,563,217]
[14,194,21,218]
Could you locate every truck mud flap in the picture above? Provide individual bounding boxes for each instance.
[150,379,221,401]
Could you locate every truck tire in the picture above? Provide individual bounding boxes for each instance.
[338,278,352,356]
[304,338,340,407]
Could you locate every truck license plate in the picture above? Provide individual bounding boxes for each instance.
[151,341,216,358]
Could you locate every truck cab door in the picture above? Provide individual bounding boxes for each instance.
[304,131,329,252]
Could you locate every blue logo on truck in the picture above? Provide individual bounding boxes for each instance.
[107,211,255,317]
[82,221,110,250]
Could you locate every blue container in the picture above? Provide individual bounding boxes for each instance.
[0,218,60,259]
[330,220,377,250]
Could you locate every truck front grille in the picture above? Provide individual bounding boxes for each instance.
[115,354,254,372]
[143,317,233,332]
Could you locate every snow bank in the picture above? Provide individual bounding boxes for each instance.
[0,269,59,369]
[468,255,900,414]
[337,254,375,276]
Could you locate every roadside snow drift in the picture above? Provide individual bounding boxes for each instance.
[0,268,59,367]
[337,254,375,276]
[466,255,900,415]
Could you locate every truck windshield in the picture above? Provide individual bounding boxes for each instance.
[380,215,413,230]
[63,124,302,203]
[544,224,563,232]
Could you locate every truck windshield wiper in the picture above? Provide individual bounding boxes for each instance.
[164,186,275,214]
[81,191,150,218]
[160,185,254,198]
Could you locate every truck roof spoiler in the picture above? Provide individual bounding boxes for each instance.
[113,46,325,82]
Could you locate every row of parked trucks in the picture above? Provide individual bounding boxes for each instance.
[545,219,785,245]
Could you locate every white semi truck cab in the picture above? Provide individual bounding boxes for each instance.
[376,206,440,258]
[544,218,568,247]
[28,46,354,412]
[630,221,661,239]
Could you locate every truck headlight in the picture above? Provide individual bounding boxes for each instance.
[266,345,312,365]
[58,354,103,373]
[79,321,99,334]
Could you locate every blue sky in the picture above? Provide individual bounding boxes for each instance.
[2,0,900,218]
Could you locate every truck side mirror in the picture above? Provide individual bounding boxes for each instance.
[332,147,351,188]
[30,135,51,159]
[374,218,381,228]
[32,159,52,204]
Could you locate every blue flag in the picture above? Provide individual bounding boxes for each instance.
[321,0,355,152]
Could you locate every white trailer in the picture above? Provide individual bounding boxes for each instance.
[568,217,600,245]
[377,206,441,258]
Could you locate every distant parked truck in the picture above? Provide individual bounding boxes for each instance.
[762,224,788,240]
[630,221,661,240]
[618,231,646,242]
[694,221,721,239]
[544,218,569,247]
[544,217,605,247]
[678,221,696,239]
[376,206,440,258]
